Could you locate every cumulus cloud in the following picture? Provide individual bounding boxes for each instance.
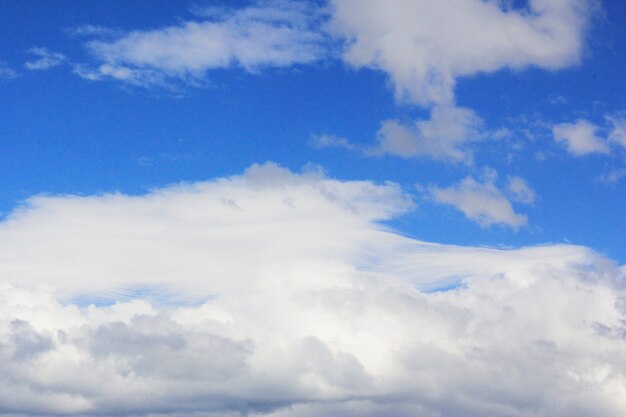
[371,105,483,163]
[332,0,591,105]
[0,163,624,416]
[315,105,485,164]
[552,119,610,156]
[73,1,326,86]
[25,47,66,70]
[317,0,593,164]
[329,0,592,106]
[427,170,533,228]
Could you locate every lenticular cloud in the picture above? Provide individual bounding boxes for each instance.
[0,163,624,417]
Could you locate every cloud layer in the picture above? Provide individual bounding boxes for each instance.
[0,163,624,416]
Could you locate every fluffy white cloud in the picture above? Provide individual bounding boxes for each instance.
[329,0,592,106]
[25,47,66,71]
[372,105,483,163]
[427,170,533,228]
[74,1,325,85]
[0,163,624,416]
[552,119,610,156]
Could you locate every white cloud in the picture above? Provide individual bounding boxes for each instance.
[552,119,610,156]
[25,47,66,70]
[0,61,18,79]
[311,133,356,151]
[0,162,413,299]
[371,105,483,163]
[313,105,484,163]
[75,1,325,86]
[507,175,536,204]
[607,113,626,149]
[329,0,592,106]
[596,168,626,184]
[0,163,624,416]
[427,170,532,228]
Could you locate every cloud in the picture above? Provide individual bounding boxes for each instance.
[0,163,624,416]
[329,0,593,106]
[0,162,413,299]
[0,61,18,79]
[507,175,536,204]
[607,113,626,149]
[552,119,610,156]
[596,168,626,184]
[311,134,356,151]
[426,170,533,228]
[371,105,483,163]
[24,47,66,70]
[315,105,485,164]
[73,1,326,86]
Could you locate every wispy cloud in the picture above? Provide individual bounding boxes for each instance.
[24,47,66,71]
[0,61,19,79]
[0,163,623,416]
[507,175,537,205]
[596,168,626,184]
[311,133,357,151]
[73,1,327,87]
[607,112,626,149]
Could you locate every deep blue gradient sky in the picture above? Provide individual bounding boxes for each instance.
[1,0,625,261]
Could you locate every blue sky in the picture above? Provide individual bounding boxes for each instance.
[1,1,626,416]
[1,0,624,261]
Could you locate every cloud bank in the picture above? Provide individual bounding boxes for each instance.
[0,163,624,417]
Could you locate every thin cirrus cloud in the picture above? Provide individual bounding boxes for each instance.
[72,1,326,86]
[0,61,19,79]
[0,163,624,416]
[24,47,67,71]
[426,170,535,228]
[607,113,626,149]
